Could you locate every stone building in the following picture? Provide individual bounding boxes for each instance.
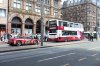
[0,0,8,37]
[7,0,61,36]
[61,0,100,32]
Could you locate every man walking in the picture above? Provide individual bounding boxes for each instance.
[90,33,94,42]
[88,33,91,41]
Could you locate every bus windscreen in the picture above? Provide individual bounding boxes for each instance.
[49,20,57,28]
[49,29,57,33]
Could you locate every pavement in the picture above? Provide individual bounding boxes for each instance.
[0,39,92,53]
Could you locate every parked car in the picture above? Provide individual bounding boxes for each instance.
[8,36,40,46]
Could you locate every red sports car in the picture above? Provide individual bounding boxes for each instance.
[8,37,40,46]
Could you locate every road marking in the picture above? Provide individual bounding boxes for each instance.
[96,58,100,60]
[38,53,75,62]
[88,48,97,50]
[91,54,97,57]
[67,53,75,55]
[62,64,69,66]
[38,54,68,62]
[0,49,38,56]
[78,57,87,62]
[0,53,48,63]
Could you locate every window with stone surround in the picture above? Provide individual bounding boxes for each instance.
[54,0,58,7]
[44,0,50,5]
[0,9,6,17]
[35,4,41,14]
[13,0,21,8]
[44,7,50,15]
[26,0,32,10]
[54,9,58,16]
[87,8,91,14]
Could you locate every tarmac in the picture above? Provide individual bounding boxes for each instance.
[0,39,90,53]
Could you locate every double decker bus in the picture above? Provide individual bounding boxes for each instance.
[48,19,84,42]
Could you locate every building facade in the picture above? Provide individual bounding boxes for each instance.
[0,0,8,37]
[61,0,100,32]
[7,0,61,36]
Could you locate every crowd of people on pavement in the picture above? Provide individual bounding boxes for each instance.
[0,32,48,43]
[0,31,97,43]
[31,33,48,42]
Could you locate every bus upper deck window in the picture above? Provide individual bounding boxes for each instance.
[59,21,63,26]
[63,22,67,27]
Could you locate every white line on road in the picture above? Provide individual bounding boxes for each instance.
[0,54,48,63]
[37,53,75,62]
[38,55,68,62]
[62,64,69,66]
[96,58,100,60]
[91,54,97,57]
[67,53,75,55]
[78,57,87,62]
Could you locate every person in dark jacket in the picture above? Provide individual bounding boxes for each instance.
[90,33,94,42]
[88,33,91,41]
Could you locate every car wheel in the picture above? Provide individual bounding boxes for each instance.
[17,41,22,46]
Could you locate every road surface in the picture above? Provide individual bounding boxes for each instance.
[0,40,100,66]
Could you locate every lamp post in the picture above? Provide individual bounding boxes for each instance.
[6,0,9,34]
[40,0,44,46]
[96,0,99,40]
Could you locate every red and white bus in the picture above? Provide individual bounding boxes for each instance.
[48,19,84,42]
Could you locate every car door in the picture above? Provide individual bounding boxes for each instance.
[26,37,31,44]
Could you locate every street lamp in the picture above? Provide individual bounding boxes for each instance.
[96,0,99,40]
[6,0,9,34]
[40,0,44,46]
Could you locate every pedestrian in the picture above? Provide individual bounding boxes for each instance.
[25,33,27,37]
[1,36,2,41]
[6,33,11,39]
[37,33,41,41]
[32,33,35,39]
[90,33,94,42]
[88,33,91,41]
[2,35,4,42]
[34,34,37,39]
[18,33,21,38]
[3,33,7,43]
[11,33,14,38]
[44,35,48,42]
